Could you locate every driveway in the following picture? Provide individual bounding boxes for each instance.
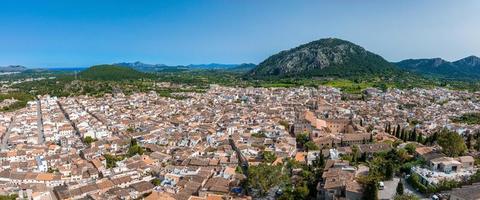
[379,178,400,200]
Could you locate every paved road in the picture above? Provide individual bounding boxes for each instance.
[57,101,81,137]
[229,136,249,195]
[37,99,45,144]
[229,137,249,177]
[1,115,16,150]
[379,178,400,199]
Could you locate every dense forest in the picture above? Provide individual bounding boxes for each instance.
[79,65,155,81]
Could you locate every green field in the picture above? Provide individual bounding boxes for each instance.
[0,92,34,112]
[322,79,374,94]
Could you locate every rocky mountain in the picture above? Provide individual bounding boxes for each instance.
[453,56,480,67]
[249,38,400,78]
[0,65,27,73]
[395,56,480,79]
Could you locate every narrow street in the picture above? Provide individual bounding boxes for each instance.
[229,136,249,196]
[37,99,45,144]
[57,101,81,137]
[1,115,16,150]
[229,137,249,177]
[75,99,110,129]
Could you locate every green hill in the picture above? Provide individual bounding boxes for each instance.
[249,38,402,78]
[79,65,153,81]
[395,56,480,80]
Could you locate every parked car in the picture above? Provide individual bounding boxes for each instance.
[379,181,384,190]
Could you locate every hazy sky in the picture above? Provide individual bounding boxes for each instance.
[0,0,479,67]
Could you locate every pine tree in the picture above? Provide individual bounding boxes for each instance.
[399,129,404,141]
[429,131,439,145]
[433,131,439,141]
[385,163,394,180]
[352,145,360,164]
[360,152,367,162]
[425,134,431,145]
[467,134,473,150]
[411,128,417,141]
[363,180,379,200]
[313,153,325,169]
[476,136,480,151]
[417,132,424,144]
[396,125,401,138]
[319,152,325,167]
[396,181,404,195]
[402,129,408,142]
[404,131,409,142]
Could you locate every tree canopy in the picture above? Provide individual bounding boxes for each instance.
[437,129,467,157]
[248,163,287,197]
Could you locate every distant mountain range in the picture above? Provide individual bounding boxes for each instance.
[249,38,401,78]
[2,39,479,81]
[187,63,239,69]
[0,62,257,74]
[113,62,186,72]
[113,61,256,72]
[0,65,27,73]
[394,56,480,79]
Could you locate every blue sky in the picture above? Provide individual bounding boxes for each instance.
[0,0,479,67]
